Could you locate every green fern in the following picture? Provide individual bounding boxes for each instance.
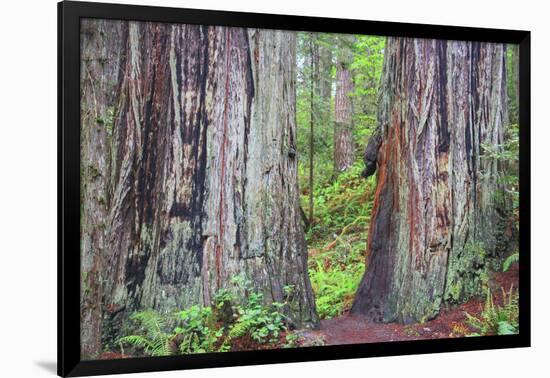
[117,311,172,356]
[465,286,519,336]
[117,282,289,356]
[503,252,519,272]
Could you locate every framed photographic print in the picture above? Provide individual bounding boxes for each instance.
[58,0,531,376]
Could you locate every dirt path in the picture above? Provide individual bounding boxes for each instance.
[299,263,519,345]
[99,264,519,359]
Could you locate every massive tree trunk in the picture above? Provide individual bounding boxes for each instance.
[351,37,510,323]
[80,19,124,359]
[243,29,317,327]
[333,37,355,172]
[80,22,318,357]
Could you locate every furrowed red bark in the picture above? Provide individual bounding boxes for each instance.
[80,22,319,356]
[80,19,124,359]
[351,37,510,323]
[244,29,318,327]
[201,27,318,328]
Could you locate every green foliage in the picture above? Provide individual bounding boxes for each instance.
[226,290,286,344]
[481,122,519,216]
[282,332,300,348]
[465,286,519,336]
[117,311,172,356]
[350,35,385,143]
[304,162,375,318]
[296,32,336,192]
[502,252,519,272]
[305,162,376,242]
[310,255,365,318]
[506,45,519,124]
[175,305,224,354]
[118,276,289,356]
[295,33,385,193]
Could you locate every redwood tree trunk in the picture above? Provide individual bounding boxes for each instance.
[351,37,510,323]
[333,37,355,172]
[80,22,318,357]
[80,19,124,359]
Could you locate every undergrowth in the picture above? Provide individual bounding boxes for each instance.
[117,275,294,356]
[303,162,376,319]
[465,286,519,336]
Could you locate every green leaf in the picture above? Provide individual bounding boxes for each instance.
[497,321,517,335]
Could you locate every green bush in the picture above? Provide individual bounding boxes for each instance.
[175,305,224,354]
[117,277,290,356]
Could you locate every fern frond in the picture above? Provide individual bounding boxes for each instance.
[503,252,519,272]
[118,335,154,351]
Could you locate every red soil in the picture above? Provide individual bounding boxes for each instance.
[98,351,131,360]
[300,263,519,345]
[99,264,519,357]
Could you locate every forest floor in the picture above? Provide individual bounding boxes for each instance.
[297,263,520,346]
[98,264,519,360]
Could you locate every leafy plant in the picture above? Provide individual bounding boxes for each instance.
[118,277,289,356]
[465,286,519,336]
[502,252,519,272]
[117,311,173,356]
[226,291,286,344]
[175,305,224,354]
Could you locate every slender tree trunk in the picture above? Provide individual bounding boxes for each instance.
[80,19,124,359]
[333,37,355,172]
[507,44,520,123]
[80,23,318,354]
[351,37,510,323]
[318,42,333,128]
[309,36,317,223]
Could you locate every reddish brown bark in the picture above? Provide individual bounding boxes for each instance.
[80,22,318,358]
[351,38,510,323]
[80,18,124,359]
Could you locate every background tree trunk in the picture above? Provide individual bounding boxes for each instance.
[333,37,355,173]
[80,23,319,355]
[351,37,510,323]
[243,29,318,327]
[309,35,318,223]
[80,19,124,359]
[318,42,333,128]
[507,44,520,123]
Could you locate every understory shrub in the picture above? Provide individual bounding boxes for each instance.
[118,276,292,356]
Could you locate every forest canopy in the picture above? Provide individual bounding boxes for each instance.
[79,19,520,360]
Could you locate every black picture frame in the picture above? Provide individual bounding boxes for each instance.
[58,1,531,376]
